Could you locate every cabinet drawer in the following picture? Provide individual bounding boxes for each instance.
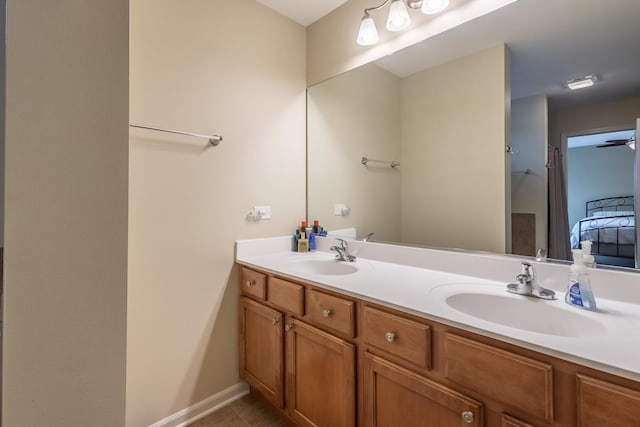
[306,289,355,337]
[363,306,431,370]
[577,374,640,427]
[268,277,304,315]
[444,333,553,423]
[240,267,266,300]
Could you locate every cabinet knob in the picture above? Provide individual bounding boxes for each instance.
[285,323,293,332]
[245,280,255,288]
[321,308,333,318]
[461,411,474,424]
[384,332,396,343]
[271,318,279,326]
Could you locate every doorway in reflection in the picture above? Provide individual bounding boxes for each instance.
[566,129,636,268]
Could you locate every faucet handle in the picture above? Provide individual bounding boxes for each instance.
[335,238,348,250]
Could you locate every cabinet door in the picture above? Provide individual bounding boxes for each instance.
[285,317,356,427]
[577,374,640,427]
[239,297,284,408]
[363,352,483,427]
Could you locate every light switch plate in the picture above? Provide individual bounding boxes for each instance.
[248,206,272,220]
[334,204,349,216]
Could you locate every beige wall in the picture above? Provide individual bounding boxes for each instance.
[128,0,306,425]
[400,45,509,253]
[307,64,401,241]
[3,1,129,426]
[511,95,548,252]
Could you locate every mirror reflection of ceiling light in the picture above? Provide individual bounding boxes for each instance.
[566,75,597,90]
[357,0,451,46]
[628,137,636,150]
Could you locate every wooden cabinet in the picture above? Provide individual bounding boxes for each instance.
[363,305,431,371]
[444,333,553,423]
[363,352,483,426]
[306,289,356,338]
[576,374,640,427]
[239,268,356,425]
[285,318,356,427]
[239,296,284,408]
[238,265,640,427]
[501,414,535,427]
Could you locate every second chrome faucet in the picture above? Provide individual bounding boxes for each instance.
[330,238,356,262]
[507,262,556,300]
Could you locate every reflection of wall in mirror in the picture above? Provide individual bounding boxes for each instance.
[307,63,402,242]
[309,45,510,253]
[511,95,548,254]
[400,44,509,253]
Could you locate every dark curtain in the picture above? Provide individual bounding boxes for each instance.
[548,146,571,260]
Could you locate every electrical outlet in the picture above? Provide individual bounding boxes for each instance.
[334,204,350,216]
[251,206,272,220]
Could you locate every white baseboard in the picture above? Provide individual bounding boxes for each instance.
[148,381,250,427]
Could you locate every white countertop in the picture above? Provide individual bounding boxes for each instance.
[236,236,640,382]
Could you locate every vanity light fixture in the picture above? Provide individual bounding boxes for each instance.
[627,137,636,150]
[566,75,597,90]
[357,0,451,46]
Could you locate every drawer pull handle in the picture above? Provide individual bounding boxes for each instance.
[384,332,396,343]
[461,411,474,424]
[271,318,279,326]
[285,323,293,332]
[321,308,333,318]
[245,280,256,288]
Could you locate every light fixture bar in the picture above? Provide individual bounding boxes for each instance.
[356,0,451,46]
[566,75,597,90]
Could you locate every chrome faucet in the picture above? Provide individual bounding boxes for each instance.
[361,232,375,242]
[330,238,356,262]
[507,262,556,300]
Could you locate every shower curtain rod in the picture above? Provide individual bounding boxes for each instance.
[129,124,223,146]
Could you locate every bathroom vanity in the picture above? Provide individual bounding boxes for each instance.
[236,237,640,427]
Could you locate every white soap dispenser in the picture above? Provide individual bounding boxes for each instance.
[565,249,597,311]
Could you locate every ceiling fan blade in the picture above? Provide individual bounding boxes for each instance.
[605,139,631,143]
[596,141,627,148]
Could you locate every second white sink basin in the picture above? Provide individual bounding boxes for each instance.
[431,284,607,337]
[289,259,359,276]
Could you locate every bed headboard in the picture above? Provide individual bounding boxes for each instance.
[586,196,635,217]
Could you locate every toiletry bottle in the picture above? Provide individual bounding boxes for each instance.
[580,240,596,268]
[309,230,316,251]
[314,220,328,237]
[292,229,301,252]
[298,221,309,252]
[565,249,597,311]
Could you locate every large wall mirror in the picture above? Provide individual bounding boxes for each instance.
[307,0,640,269]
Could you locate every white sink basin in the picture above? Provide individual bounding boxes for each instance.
[431,284,607,337]
[289,259,358,276]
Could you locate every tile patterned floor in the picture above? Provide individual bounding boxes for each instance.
[189,393,294,427]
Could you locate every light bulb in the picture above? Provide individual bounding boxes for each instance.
[421,0,450,14]
[386,0,411,32]
[357,12,379,45]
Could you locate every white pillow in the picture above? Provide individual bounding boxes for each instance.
[591,210,634,217]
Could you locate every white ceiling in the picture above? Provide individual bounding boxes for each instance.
[255,0,349,26]
[258,0,640,110]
